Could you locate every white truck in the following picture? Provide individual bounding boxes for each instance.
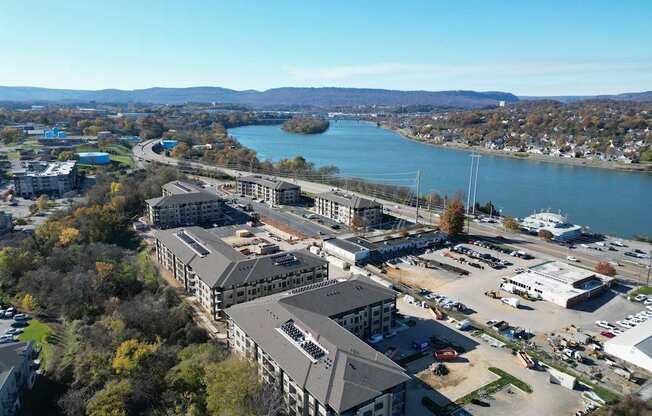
[501,297,520,308]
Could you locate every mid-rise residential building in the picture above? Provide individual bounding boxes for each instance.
[236,175,300,205]
[314,191,383,228]
[12,160,78,198]
[154,226,328,319]
[0,212,12,235]
[226,277,409,416]
[0,342,37,416]
[145,181,223,229]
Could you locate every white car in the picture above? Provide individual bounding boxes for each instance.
[616,320,632,329]
[634,294,649,302]
[611,328,624,335]
[612,241,626,247]
[648,305,652,312]
[595,320,613,330]
[566,256,579,262]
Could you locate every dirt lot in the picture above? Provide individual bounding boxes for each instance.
[393,299,586,416]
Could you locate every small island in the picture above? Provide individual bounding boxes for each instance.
[281,117,330,134]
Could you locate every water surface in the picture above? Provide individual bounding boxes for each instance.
[230,120,652,238]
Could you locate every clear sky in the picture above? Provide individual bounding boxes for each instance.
[1,1,651,95]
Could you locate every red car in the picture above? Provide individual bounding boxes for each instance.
[600,331,615,338]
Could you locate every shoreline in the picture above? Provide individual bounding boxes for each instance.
[381,124,652,174]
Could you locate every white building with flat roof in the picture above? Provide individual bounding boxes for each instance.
[520,212,582,241]
[12,160,79,198]
[505,261,613,308]
[604,319,652,373]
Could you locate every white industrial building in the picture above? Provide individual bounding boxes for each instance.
[520,212,582,241]
[604,319,652,373]
[322,237,373,264]
[504,261,613,308]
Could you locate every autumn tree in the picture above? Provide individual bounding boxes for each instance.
[595,261,617,277]
[205,359,263,416]
[538,229,554,240]
[502,217,521,232]
[440,197,465,237]
[112,339,160,375]
[86,380,133,416]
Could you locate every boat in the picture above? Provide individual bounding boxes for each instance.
[434,347,459,361]
[517,350,535,368]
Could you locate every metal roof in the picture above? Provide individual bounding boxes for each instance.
[225,277,408,413]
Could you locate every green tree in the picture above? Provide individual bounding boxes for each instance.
[58,150,76,161]
[205,359,261,416]
[86,380,133,416]
[439,197,465,237]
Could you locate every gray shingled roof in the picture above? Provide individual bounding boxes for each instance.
[154,227,327,288]
[238,175,300,191]
[225,278,409,413]
[315,191,381,209]
[0,342,31,391]
[145,191,222,208]
[162,180,204,195]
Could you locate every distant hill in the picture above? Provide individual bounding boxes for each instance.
[0,86,517,109]
[520,90,652,103]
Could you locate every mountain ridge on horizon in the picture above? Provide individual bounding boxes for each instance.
[0,85,650,108]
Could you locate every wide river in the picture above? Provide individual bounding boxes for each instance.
[230,120,652,238]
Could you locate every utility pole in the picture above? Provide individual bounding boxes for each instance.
[415,169,421,225]
[466,156,474,215]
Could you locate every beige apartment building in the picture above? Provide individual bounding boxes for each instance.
[145,180,223,228]
[154,226,328,319]
[226,278,408,416]
[314,191,383,228]
[236,175,301,205]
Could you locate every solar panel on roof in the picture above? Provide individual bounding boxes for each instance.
[175,230,210,257]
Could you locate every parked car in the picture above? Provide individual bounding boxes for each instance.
[13,313,30,321]
[600,331,615,339]
[5,328,23,336]
[566,256,579,262]
[4,310,14,319]
[634,294,649,302]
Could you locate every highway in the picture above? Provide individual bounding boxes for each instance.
[133,140,651,284]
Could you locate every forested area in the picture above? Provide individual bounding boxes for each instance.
[0,166,279,416]
[281,117,329,134]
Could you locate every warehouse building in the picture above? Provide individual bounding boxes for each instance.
[314,191,383,228]
[504,261,614,308]
[226,278,408,416]
[12,160,79,198]
[604,319,652,373]
[145,181,223,228]
[154,226,328,319]
[236,175,300,205]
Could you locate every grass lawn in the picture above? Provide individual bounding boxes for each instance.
[111,155,134,167]
[631,286,652,296]
[18,319,50,345]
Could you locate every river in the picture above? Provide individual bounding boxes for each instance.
[229,120,652,238]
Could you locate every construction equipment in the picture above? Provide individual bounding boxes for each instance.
[484,290,501,299]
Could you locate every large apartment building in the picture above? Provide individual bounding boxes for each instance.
[236,175,300,205]
[12,160,78,198]
[314,191,383,228]
[154,226,328,319]
[145,181,223,229]
[226,278,408,416]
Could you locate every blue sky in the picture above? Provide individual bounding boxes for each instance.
[1,1,651,95]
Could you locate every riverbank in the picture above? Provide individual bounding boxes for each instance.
[383,124,652,174]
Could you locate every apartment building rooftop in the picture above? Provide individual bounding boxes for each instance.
[145,191,222,208]
[315,191,381,209]
[154,226,326,289]
[0,341,31,391]
[225,277,408,414]
[162,180,205,195]
[12,160,77,177]
[238,175,299,191]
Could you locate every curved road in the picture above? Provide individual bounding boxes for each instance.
[133,140,650,283]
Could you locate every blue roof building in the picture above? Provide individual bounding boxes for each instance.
[78,152,111,165]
